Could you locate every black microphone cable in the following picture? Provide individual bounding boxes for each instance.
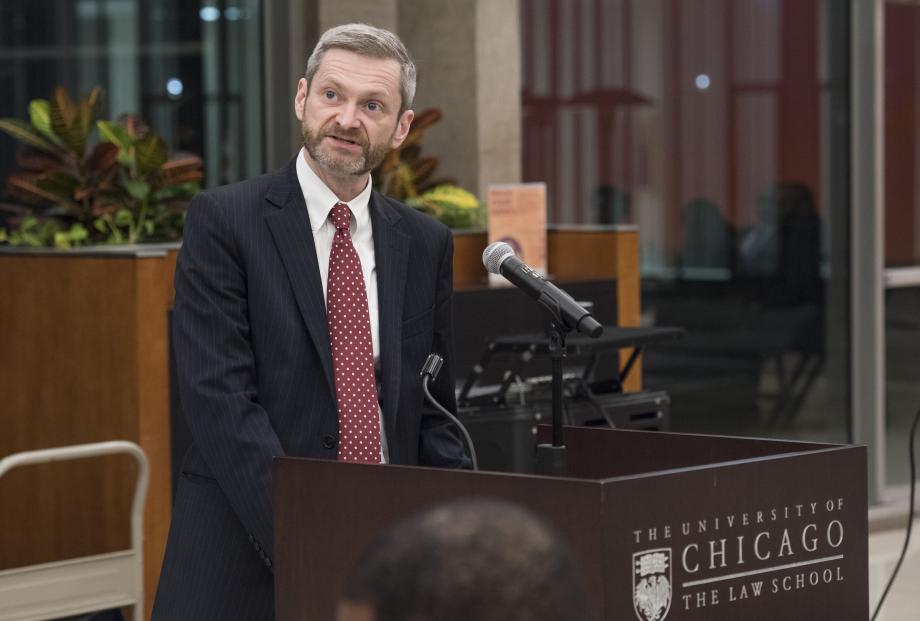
[420,354,479,471]
[870,406,919,621]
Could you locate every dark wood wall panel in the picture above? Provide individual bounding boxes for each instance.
[0,250,177,620]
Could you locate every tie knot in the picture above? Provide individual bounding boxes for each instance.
[330,202,351,232]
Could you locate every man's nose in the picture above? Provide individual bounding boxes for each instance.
[336,102,360,129]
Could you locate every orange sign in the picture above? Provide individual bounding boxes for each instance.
[487,182,547,285]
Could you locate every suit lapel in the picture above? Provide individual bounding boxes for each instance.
[370,192,410,438]
[264,160,337,400]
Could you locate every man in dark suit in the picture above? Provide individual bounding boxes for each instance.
[153,23,469,620]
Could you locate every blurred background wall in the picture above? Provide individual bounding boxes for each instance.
[1,0,917,504]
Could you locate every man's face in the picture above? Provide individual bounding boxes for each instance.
[294,48,414,178]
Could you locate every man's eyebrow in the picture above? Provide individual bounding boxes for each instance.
[317,77,392,102]
[315,77,344,91]
[362,89,390,102]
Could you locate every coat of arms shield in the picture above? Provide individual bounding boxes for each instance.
[633,547,672,621]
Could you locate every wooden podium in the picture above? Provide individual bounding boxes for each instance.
[274,427,867,621]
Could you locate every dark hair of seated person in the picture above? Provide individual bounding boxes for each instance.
[337,499,591,621]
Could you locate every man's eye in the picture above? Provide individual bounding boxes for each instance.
[324,90,336,100]
[367,101,381,112]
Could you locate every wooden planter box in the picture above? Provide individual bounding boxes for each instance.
[0,244,178,620]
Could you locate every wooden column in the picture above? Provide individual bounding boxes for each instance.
[547,226,642,391]
[0,245,178,620]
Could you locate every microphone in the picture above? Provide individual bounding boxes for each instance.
[420,354,479,470]
[482,242,604,338]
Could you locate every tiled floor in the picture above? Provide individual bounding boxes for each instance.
[868,519,920,620]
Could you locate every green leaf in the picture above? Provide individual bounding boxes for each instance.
[70,223,88,241]
[28,100,51,132]
[97,120,133,149]
[36,170,80,198]
[411,156,439,187]
[53,231,72,249]
[414,185,482,228]
[21,232,41,246]
[5,216,61,247]
[135,133,168,175]
[117,149,135,170]
[27,100,67,149]
[0,228,7,243]
[54,222,89,248]
[7,173,72,206]
[86,142,119,174]
[49,87,86,155]
[151,186,183,202]
[0,118,64,154]
[49,88,77,137]
[85,86,102,110]
[114,208,134,227]
[93,218,108,233]
[150,182,199,204]
[77,87,103,142]
[123,179,150,201]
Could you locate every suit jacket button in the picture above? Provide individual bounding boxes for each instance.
[248,534,254,544]
[322,435,337,450]
[254,542,262,552]
[265,557,272,568]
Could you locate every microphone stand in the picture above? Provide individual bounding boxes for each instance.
[534,319,570,477]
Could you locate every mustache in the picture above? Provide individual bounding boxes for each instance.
[325,126,365,145]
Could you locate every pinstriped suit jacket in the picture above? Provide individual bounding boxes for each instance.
[152,158,468,620]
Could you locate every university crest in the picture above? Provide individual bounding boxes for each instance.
[633,547,672,621]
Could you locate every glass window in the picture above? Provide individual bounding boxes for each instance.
[884,1,920,486]
[0,0,263,198]
[521,0,851,442]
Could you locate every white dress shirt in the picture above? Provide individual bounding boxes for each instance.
[296,148,379,358]
[295,147,388,461]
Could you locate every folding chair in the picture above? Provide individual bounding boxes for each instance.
[0,441,148,621]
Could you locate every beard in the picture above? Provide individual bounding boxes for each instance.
[301,120,393,177]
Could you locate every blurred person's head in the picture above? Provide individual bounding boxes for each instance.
[337,499,591,621]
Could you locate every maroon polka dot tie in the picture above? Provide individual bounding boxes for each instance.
[326,202,382,463]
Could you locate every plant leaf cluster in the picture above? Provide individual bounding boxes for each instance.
[0,86,202,247]
[372,108,483,229]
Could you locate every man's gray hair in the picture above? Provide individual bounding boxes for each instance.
[305,23,417,113]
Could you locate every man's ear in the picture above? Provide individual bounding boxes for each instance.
[390,109,415,149]
[294,78,308,121]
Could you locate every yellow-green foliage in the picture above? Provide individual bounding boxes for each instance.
[407,185,483,229]
[373,108,483,229]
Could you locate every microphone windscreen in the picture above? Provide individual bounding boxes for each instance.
[420,353,444,379]
[482,241,514,274]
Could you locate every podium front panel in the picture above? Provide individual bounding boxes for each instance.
[601,444,867,620]
[274,460,605,621]
[273,428,868,621]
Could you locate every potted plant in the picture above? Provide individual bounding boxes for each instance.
[0,86,202,248]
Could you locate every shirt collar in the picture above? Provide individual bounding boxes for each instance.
[296,147,372,233]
